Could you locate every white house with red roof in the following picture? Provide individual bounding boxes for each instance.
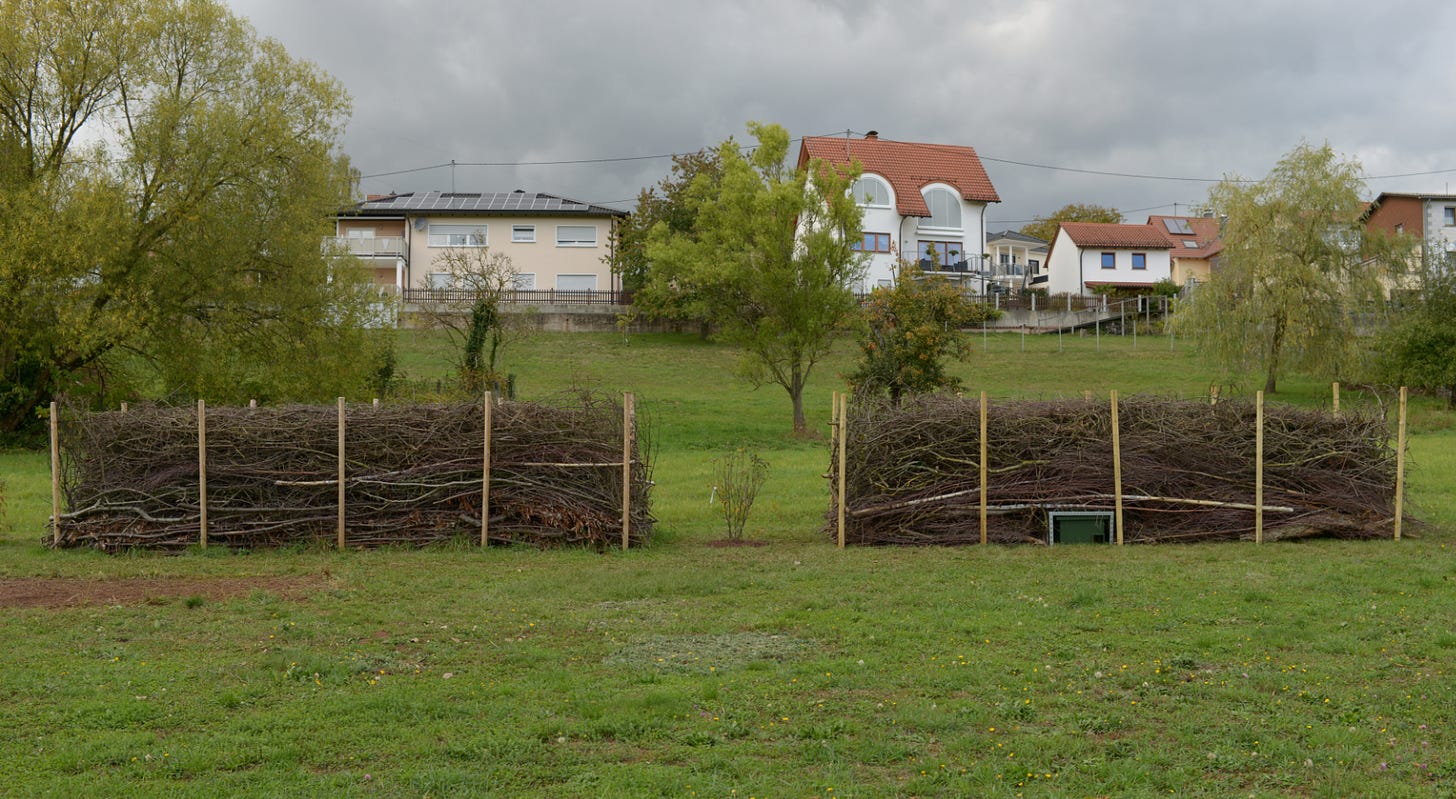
[797,131,1000,292]
[1042,222,1174,295]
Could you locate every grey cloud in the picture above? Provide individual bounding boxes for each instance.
[228,0,1456,223]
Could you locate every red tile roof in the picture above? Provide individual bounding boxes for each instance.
[798,135,1000,216]
[1058,222,1173,249]
[1147,215,1222,259]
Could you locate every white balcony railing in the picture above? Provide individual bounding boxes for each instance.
[322,236,406,258]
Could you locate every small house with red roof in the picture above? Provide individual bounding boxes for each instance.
[1148,215,1222,287]
[797,131,1000,292]
[1042,222,1174,295]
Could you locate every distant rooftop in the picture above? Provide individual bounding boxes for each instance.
[798,132,1000,216]
[346,191,626,217]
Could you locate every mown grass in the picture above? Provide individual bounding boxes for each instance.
[1,330,1453,798]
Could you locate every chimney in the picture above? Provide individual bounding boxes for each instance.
[366,193,389,201]
[864,130,879,140]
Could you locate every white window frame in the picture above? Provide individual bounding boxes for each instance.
[555,274,598,290]
[428,223,487,248]
[850,175,892,209]
[512,224,536,243]
[555,225,598,247]
[918,186,963,231]
[426,272,453,289]
[1445,206,1456,227]
[513,273,536,290]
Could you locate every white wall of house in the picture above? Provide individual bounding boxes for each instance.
[1425,199,1456,253]
[403,215,614,290]
[1045,229,1172,295]
[850,174,988,291]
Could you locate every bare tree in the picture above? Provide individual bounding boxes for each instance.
[414,240,533,395]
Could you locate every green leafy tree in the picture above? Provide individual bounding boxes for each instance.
[0,0,384,433]
[1019,203,1123,243]
[1373,251,1456,408]
[849,264,998,403]
[646,122,866,435]
[1174,142,1411,394]
[609,148,723,296]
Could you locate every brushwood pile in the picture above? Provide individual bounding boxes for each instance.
[828,395,1399,545]
[54,395,652,551]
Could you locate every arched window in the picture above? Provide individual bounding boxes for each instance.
[850,175,891,208]
[921,187,962,229]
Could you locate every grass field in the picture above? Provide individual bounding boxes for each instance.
[1,330,1453,797]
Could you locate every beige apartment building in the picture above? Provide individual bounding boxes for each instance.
[328,190,627,295]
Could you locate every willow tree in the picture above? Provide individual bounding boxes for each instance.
[0,0,385,434]
[1175,142,1409,393]
[646,122,865,435]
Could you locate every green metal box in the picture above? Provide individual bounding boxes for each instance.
[1047,511,1113,545]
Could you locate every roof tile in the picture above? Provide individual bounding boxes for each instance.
[799,135,1000,216]
[1058,222,1173,249]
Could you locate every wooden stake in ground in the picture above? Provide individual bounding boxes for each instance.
[837,392,848,549]
[831,390,839,425]
[621,391,634,551]
[198,399,208,549]
[120,401,128,413]
[1332,382,1340,417]
[482,391,492,547]
[1111,390,1124,545]
[1395,386,1407,540]
[337,397,346,550]
[50,401,60,547]
[1255,390,1264,545]
[979,390,988,546]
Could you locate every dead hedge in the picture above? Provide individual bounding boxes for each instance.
[54,394,652,551]
[828,394,1400,545]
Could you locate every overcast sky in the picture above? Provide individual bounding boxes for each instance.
[227,0,1456,231]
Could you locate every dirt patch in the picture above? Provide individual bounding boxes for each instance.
[704,539,769,548]
[0,575,326,609]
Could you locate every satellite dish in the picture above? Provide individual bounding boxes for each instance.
[412,217,428,231]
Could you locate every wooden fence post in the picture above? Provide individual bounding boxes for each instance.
[1255,390,1264,545]
[979,391,988,546]
[837,392,848,549]
[1395,386,1407,540]
[831,390,839,425]
[621,391,634,551]
[248,398,257,410]
[50,401,60,547]
[198,399,208,549]
[120,401,128,413]
[1111,390,1124,545]
[337,397,346,550]
[1332,382,1340,417]
[482,391,492,547]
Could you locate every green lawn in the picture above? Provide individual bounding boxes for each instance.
[1,330,1453,798]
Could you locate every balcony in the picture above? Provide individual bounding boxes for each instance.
[322,236,407,259]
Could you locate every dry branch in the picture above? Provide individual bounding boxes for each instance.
[54,394,653,552]
[827,394,1398,546]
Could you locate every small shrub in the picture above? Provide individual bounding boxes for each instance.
[713,450,769,540]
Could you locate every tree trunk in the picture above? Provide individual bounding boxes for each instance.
[1264,314,1285,394]
[787,367,807,436]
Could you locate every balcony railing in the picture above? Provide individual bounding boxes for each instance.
[323,236,407,258]
[403,288,632,306]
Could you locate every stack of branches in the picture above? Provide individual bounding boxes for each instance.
[54,393,652,551]
[829,394,1398,545]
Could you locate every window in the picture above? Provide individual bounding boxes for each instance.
[850,176,891,207]
[1132,253,1147,270]
[1028,259,1041,273]
[920,187,962,229]
[1101,252,1116,269]
[512,225,536,243]
[427,272,452,289]
[556,274,598,290]
[918,241,964,269]
[513,273,536,290]
[556,225,598,247]
[851,232,892,252]
[1445,207,1455,227]
[428,224,486,247]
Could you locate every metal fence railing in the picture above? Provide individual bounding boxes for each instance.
[402,288,632,306]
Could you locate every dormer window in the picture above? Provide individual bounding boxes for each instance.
[850,175,891,208]
[921,187,962,230]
